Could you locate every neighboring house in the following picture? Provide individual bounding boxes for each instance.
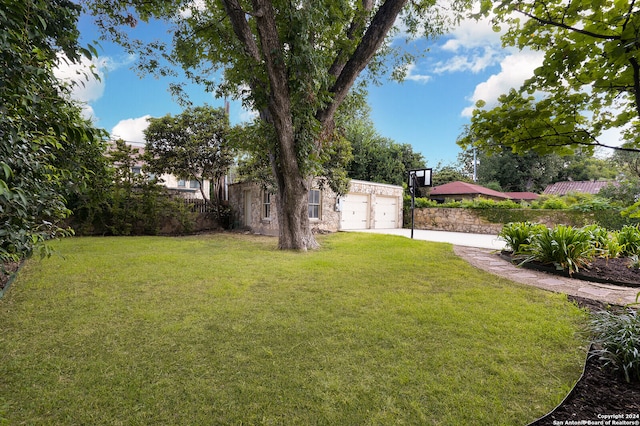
[503,192,540,203]
[429,181,511,203]
[228,179,404,235]
[542,180,615,196]
[110,142,213,201]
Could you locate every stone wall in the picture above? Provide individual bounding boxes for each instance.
[411,207,625,234]
[413,208,503,234]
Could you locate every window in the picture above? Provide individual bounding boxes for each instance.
[308,189,320,219]
[177,179,186,188]
[190,180,200,189]
[262,191,271,219]
[132,166,141,175]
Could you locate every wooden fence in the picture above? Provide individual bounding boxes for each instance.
[182,198,214,213]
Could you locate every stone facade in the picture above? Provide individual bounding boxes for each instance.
[228,179,403,236]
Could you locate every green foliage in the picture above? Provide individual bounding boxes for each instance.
[599,179,640,207]
[569,197,615,212]
[591,309,640,383]
[144,106,234,219]
[499,222,546,254]
[538,197,569,210]
[431,164,471,186]
[461,197,521,210]
[521,225,598,275]
[463,1,640,156]
[0,0,105,263]
[617,225,640,257]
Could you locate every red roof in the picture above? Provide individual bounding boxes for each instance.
[504,192,539,201]
[430,181,510,199]
[543,181,615,195]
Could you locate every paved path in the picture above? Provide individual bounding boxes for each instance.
[349,229,640,307]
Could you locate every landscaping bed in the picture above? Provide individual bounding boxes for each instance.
[501,252,640,288]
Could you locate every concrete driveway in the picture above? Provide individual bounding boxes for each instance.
[347,228,507,250]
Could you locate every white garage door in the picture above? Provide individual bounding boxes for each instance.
[340,194,369,229]
[374,196,398,229]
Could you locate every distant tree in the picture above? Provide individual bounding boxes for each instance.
[555,152,618,182]
[478,149,562,192]
[611,143,640,179]
[431,164,471,187]
[144,106,234,220]
[85,0,473,250]
[1,0,105,263]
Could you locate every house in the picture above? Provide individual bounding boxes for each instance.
[542,180,615,196]
[429,181,511,203]
[228,179,404,235]
[110,141,213,201]
[503,192,540,203]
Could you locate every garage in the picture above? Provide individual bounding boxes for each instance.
[374,196,398,229]
[340,193,369,229]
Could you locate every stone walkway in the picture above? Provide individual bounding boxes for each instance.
[454,246,640,307]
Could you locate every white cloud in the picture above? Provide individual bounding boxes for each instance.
[461,49,544,117]
[110,115,153,144]
[54,53,135,120]
[404,63,432,83]
[434,46,500,74]
[441,16,502,52]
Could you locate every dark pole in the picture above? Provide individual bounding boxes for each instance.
[410,172,415,239]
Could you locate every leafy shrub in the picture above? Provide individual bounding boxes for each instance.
[581,224,623,259]
[540,197,569,210]
[570,197,615,212]
[523,225,598,274]
[617,225,640,257]
[462,197,521,209]
[499,222,545,254]
[591,308,640,383]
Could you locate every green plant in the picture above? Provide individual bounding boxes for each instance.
[617,225,640,257]
[628,255,640,270]
[582,224,622,259]
[499,222,545,254]
[523,225,598,275]
[540,197,569,210]
[570,197,615,212]
[591,308,640,383]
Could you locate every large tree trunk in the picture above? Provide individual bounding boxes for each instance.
[271,158,318,250]
[252,0,319,250]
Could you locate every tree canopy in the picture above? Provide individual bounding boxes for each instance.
[144,106,234,217]
[460,0,640,156]
[84,0,471,249]
[1,0,105,263]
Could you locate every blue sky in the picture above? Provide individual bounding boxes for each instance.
[55,10,547,167]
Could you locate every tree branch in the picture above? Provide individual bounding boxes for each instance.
[219,0,261,62]
[514,8,620,41]
[327,0,374,78]
[317,0,408,127]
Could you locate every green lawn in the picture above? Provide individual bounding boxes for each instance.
[0,232,588,425]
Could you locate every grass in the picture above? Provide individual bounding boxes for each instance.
[0,232,588,425]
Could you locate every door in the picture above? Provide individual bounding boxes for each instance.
[340,193,369,229]
[374,196,398,229]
